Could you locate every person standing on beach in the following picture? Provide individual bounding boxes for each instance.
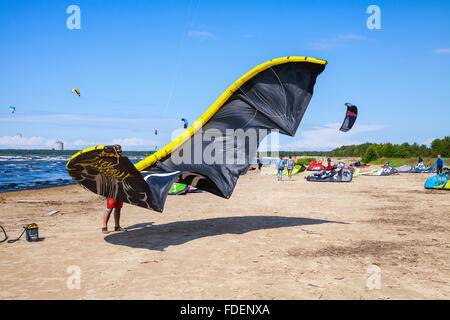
[287,156,294,179]
[276,156,286,181]
[102,145,127,234]
[435,154,445,174]
[258,156,263,171]
[103,198,127,234]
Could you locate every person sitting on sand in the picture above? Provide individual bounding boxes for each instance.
[102,145,127,234]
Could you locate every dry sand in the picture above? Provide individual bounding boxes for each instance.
[0,166,449,300]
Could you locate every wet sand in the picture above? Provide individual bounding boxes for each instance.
[0,167,449,299]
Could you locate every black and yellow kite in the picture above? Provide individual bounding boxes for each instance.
[67,57,327,212]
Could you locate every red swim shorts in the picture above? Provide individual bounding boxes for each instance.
[106,198,123,209]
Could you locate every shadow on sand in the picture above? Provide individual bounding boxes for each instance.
[104,216,346,251]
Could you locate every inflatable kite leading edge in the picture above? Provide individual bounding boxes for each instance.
[425,170,450,190]
[67,56,328,212]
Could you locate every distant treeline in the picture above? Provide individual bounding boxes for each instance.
[328,137,450,163]
[272,151,329,157]
[2,136,449,163]
[265,136,450,163]
[0,149,154,157]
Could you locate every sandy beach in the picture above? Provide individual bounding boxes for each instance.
[0,166,449,300]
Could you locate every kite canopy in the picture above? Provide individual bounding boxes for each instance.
[168,183,189,195]
[67,56,327,212]
[340,103,358,132]
[352,168,361,177]
[9,106,15,114]
[396,163,435,173]
[181,118,188,129]
[362,165,398,176]
[396,165,414,173]
[350,161,370,168]
[307,161,324,171]
[72,88,80,96]
[425,169,449,190]
[272,165,307,176]
[306,168,353,182]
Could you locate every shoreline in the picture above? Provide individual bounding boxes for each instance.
[0,183,78,198]
[0,181,77,195]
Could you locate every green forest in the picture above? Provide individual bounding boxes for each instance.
[327,136,450,163]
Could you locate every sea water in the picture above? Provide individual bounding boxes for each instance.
[0,155,145,193]
[0,155,275,193]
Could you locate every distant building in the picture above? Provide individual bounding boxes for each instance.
[55,141,64,150]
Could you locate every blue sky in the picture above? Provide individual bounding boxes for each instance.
[0,0,449,150]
